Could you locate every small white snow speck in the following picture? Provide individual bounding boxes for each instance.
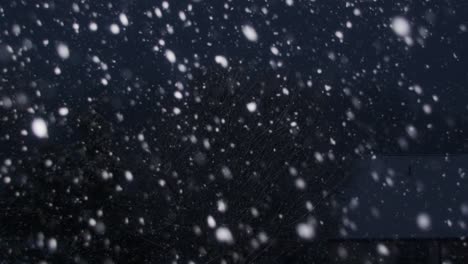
[88,218,97,227]
[271,46,279,55]
[392,16,411,37]
[110,24,120,34]
[58,107,69,116]
[246,102,257,112]
[422,104,432,114]
[217,200,227,213]
[296,222,315,240]
[154,8,163,18]
[174,91,183,100]
[179,11,187,21]
[165,49,176,63]
[72,23,79,33]
[207,215,216,228]
[377,243,390,256]
[221,166,233,179]
[119,13,129,26]
[57,43,70,59]
[47,238,57,252]
[353,8,361,16]
[335,31,344,40]
[314,152,324,163]
[32,118,48,138]
[173,107,181,115]
[215,227,234,244]
[416,213,431,231]
[89,22,98,31]
[406,125,418,139]
[124,170,134,182]
[289,167,298,176]
[295,178,306,190]
[242,25,258,42]
[12,24,21,36]
[214,55,229,68]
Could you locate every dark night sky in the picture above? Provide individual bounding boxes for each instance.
[0,0,468,263]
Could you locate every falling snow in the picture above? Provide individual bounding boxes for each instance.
[31,118,48,138]
[165,49,176,63]
[119,13,129,27]
[215,227,234,244]
[296,222,315,240]
[56,43,70,59]
[391,16,411,37]
[0,1,466,262]
[214,55,229,68]
[109,23,120,34]
[241,25,258,42]
[246,102,257,112]
[416,213,432,231]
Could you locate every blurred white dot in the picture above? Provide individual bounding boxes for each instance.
[173,107,181,115]
[353,8,361,16]
[215,227,234,244]
[88,218,97,227]
[217,200,227,213]
[72,23,79,33]
[241,25,258,42]
[174,91,183,100]
[56,43,70,59]
[392,16,411,37]
[54,66,61,75]
[165,49,176,63]
[31,118,48,138]
[416,213,431,231]
[295,178,306,190]
[335,31,344,40]
[406,125,418,139]
[296,222,315,240]
[110,24,120,34]
[207,215,216,228]
[179,11,187,21]
[246,102,257,112]
[214,55,229,68]
[377,243,390,256]
[422,104,432,114]
[47,238,57,252]
[89,22,98,31]
[271,46,279,55]
[124,170,134,182]
[119,13,129,26]
[58,107,69,116]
